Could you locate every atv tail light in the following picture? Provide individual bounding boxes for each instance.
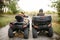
[34,25,38,28]
[48,24,51,27]
[23,25,27,28]
[9,24,13,28]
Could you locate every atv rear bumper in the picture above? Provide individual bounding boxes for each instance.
[32,25,51,31]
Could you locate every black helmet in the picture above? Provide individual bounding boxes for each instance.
[39,9,43,12]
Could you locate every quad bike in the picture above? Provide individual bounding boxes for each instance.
[8,16,29,39]
[32,16,53,38]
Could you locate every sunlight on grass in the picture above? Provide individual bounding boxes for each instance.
[0,15,15,28]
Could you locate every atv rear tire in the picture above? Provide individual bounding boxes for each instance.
[24,28,29,39]
[32,28,38,38]
[8,28,14,38]
[48,27,53,37]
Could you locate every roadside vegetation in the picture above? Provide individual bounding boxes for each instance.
[0,0,19,28]
[52,23,60,35]
[51,0,60,35]
[0,15,15,28]
[52,14,60,35]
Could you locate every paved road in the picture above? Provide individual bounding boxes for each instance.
[0,16,60,40]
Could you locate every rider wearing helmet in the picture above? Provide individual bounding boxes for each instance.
[15,12,25,22]
[37,9,45,16]
[37,9,51,33]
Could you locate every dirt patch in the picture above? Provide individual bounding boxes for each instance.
[15,32,24,38]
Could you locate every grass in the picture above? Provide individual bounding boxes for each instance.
[51,14,60,35]
[52,23,60,35]
[0,15,15,28]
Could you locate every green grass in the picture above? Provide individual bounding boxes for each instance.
[52,23,60,35]
[0,15,15,28]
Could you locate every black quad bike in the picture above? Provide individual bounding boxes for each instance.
[32,16,53,38]
[8,16,29,39]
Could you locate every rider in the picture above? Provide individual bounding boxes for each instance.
[15,12,25,22]
[15,12,28,28]
[34,9,51,29]
[21,12,26,17]
[37,9,45,16]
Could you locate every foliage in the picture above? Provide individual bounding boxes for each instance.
[0,0,4,14]
[7,0,19,14]
[46,11,56,14]
[57,17,60,23]
[5,11,13,15]
[51,0,60,22]
[51,0,60,17]
[52,23,60,35]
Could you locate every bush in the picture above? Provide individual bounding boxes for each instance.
[5,11,13,15]
[58,12,60,17]
[57,17,60,23]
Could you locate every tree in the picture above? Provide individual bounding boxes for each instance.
[51,0,60,23]
[51,0,60,17]
[0,0,4,14]
[7,0,19,14]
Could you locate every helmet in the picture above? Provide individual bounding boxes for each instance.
[39,9,43,12]
[21,12,24,14]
